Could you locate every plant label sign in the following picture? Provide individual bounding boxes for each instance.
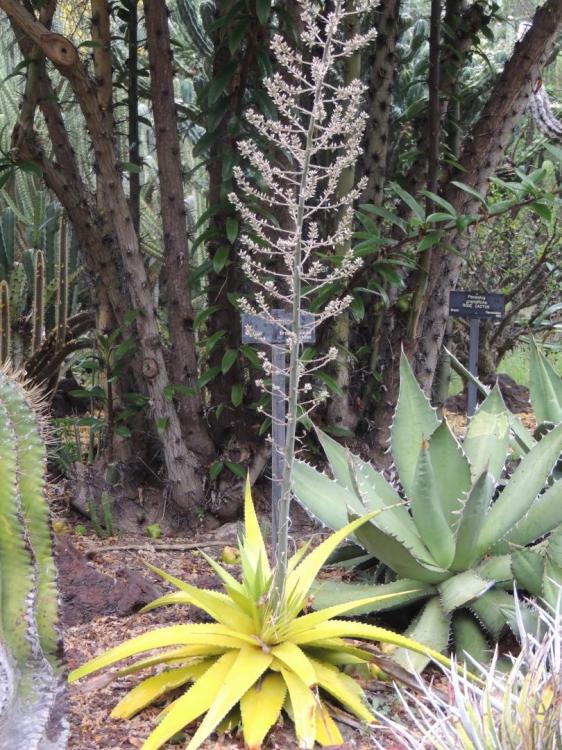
[449,291,505,320]
[448,291,505,417]
[241,310,315,553]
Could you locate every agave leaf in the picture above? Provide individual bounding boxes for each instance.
[476,555,512,583]
[290,617,452,672]
[547,524,562,566]
[426,421,471,527]
[452,612,490,665]
[391,352,440,500]
[314,700,344,746]
[349,454,436,564]
[310,578,435,616]
[410,439,456,569]
[463,386,510,482]
[391,598,451,673]
[285,510,378,617]
[282,669,317,749]
[469,589,514,639]
[187,646,272,750]
[240,673,286,750]
[445,346,535,454]
[529,339,562,426]
[542,558,562,608]
[350,510,448,583]
[511,549,544,597]
[116,646,223,677]
[292,459,367,531]
[288,587,425,638]
[139,572,254,633]
[495,480,562,551]
[315,429,429,559]
[438,571,494,614]
[68,624,253,682]
[111,662,212,719]
[310,657,373,724]
[452,471,495,570]
[242,474,271,579]
[477,423,562,555]
[270,642,316,687]
[141,650,238,750]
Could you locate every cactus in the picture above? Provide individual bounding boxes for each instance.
[0,208,92,392]
[0,367,67,748]
[292,353,562,671]
[0,279,10,364]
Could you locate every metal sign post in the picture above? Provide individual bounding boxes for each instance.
[449,291,505,417]
[241,310,315,545]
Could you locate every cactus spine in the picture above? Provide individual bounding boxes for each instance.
[0,281,10,365]
[0,367,67,749]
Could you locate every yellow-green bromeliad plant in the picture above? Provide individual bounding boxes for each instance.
[69,480,451,750]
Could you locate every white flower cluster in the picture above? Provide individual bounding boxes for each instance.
[231,0,376,427]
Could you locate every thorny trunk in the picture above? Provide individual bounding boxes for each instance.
[143,0,214,463]
[326,9,363,431]
[413,0,562,391]
[370,0,562,457]
[1,0,208,518]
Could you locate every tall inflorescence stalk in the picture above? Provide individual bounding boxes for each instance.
[230,0,376,608]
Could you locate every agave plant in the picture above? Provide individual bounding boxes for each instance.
[69,480,450,750]
[292,354,562,671]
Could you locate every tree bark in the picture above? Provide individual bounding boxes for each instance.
[369,0,562,457]
[1,0,207,517]
[143,0,214,462]
[413,0,562,391]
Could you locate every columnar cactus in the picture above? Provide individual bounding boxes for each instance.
[0,367,67,749]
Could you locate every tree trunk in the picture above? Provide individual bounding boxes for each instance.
[2,0,208,518]
[413,0,562,391]
[143,0,214,462]
[370,0,562,456]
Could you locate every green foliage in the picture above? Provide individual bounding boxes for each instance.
[69,480,453,750]
[0,367,67,747]
[292,354,562,671]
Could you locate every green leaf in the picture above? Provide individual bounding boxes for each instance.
[530,201,552,223]
[221,349,238,375]
[496,481,562,550]
[120,161,142,173]
[420,190,456,216]
[350,295,364,322]
[358,204,406,233]
[477,423,562,556]
[194,305,221,328]
[240,345,261,368]
[226,217,239,244]
[426,421,471,528]
[156,417,168,434]
[438,571,494,614]
[511,549,544,596]
[198,366,221,388]
[389,182,425,221]
[452,471,495,570]
[213,246,230,273]
[463,386,510,483]
[231,383,243,407]
[452,613,490,665]
[210,461,224,481]
[417,230,442,252]
[392,598,450,673]
[207,62,237,105]
[311,579,433,616]
[391,352,439,501]
[256,0,271,25]
[451,180,487,205]
[529,339,562,426]
[225,461,245,479]
[410,440,456,569]
[317,371,344,397]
